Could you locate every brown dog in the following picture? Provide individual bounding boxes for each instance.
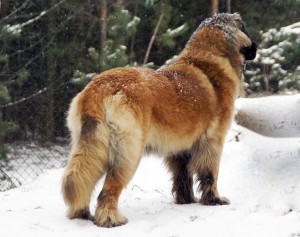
[62,13,257,227]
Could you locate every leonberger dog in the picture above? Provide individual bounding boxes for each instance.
[62,13,257,227]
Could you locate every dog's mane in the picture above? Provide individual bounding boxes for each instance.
[197,13,241,30]
[192,13,245,50]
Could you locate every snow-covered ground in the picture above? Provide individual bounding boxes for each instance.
[235,94,300,137]
[0,96,300,237]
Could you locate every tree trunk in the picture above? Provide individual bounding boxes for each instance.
[211,0,219,16]
[45,75,55,143]
[44,9,57,144]
[99,0,107,64]
[130,0,138,64]
[226,0,231,13]
[143,12,164,65]
[116,0,124,6]
[262,64,270,91]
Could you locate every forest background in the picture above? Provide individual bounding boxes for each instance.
[0,0,299,153]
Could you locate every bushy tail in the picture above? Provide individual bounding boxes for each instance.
[61,94,109,218]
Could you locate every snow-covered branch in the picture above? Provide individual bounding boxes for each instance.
[1,0,66,33]
[1,88,48,109]
[1,81,70,109]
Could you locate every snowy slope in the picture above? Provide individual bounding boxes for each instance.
[1,99,300,237]
[235,94,300,137]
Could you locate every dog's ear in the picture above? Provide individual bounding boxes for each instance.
[240,41,257,60]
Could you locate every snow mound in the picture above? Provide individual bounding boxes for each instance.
[236,94,300,137]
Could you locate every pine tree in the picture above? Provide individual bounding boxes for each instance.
[245,22,300,94]
[0,85,18,160]
[0,21,20,160]
[72,5,140,87]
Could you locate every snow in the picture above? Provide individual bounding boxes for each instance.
[165,24,188,38]
[252,21,300,69]
[235,94,300,137]
[3,24,22,36]
[126,16,141,30]
[1,96,300,237]
[261,22,300,46]
[2,10,48,37]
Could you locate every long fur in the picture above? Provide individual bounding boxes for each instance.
[62,13,257,227]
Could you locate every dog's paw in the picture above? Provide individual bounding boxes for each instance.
[94,208,128,228]
[175,194,197,205]
[67,208,94,221]
[201,195,230,206]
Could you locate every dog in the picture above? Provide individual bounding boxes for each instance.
[62,13,257,228]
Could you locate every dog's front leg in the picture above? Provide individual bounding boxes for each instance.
[165,151,196,204]
[189,136,230,206]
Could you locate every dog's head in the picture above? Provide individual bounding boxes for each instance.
[198,13,257,61]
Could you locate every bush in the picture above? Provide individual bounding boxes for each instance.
[245,22,300,94]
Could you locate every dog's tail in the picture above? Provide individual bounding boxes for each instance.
[61,93,109,218]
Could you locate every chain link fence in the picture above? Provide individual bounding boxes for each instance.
[0,78,79,192]
[0,142,69,191]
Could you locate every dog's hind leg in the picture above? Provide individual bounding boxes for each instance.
[189,135,230,206]
[94,114,144,227]
[165,151,195,204]
[62,117,109,220]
